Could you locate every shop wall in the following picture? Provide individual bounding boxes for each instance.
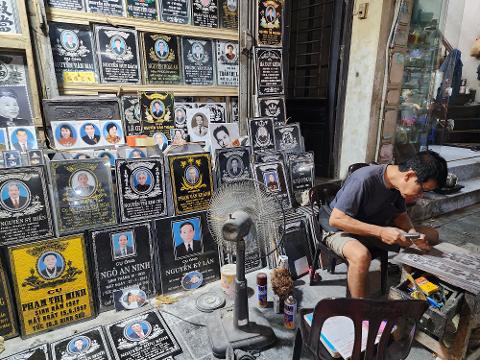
[337,0,394,177]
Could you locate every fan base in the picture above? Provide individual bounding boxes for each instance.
[207,306,277,358]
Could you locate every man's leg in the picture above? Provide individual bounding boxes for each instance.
[416,225,440,245]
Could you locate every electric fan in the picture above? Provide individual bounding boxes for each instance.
[207,179,286,358]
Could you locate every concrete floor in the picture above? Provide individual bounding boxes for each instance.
[2,203,480,359]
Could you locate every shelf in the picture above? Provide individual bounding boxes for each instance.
[47,9,239,41]
[60,83,239,97]
[0,34,28,50]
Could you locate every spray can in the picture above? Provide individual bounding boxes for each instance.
[278,255,289,270]
[283,295,297,329]
[257,272,268,308]
[273,294,282,313]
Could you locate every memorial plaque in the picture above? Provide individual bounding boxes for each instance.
[51,327,112,360]
[248,117,275,152]
[0,53,27,86]
[155,211,221,293]
[50,159,116,235]
[182,38,215,86]
[0,257,17,339]
[230,97,239,122]
[209,122,240,155]
[257,97,286,125]
[7,234,95,337]
[0,0,19,33]
[282,218,312,279]
[215,146,252,186]
[274,123,303,153]
[199,102,226,123]
[140,91,174,137]
[2,344,50,360]
[115,158,167,222]
[113,287,147,311]
[47,0,84,11]
[254,161,291,209]
[142,33,181,85]
[168,152,214,215]
[289,152,314,206]
[87,0,124,16]
[90,222,156,311]
[257,0,284,46]
[0,86,33,127]
[95,26,141,84]
[49,23,98,84]
[185,107,210,143]
[0,166,54,245]
[160,0,190,24]
[105,309,182,359]
[8,126,38,152]
[28,150,45,165]
[255,47,284,96]
[192,0,218,28]
[3,150,21,167]
[174,103,194,131]
[219,0,238,29]
[121,95,142,136]
[254,150,284,164]
[126,0,158,19]
[216,40,239,87]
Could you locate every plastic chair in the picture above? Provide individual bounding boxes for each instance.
[292,298,428,360]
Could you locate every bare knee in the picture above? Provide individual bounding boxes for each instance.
[343,242,371,270]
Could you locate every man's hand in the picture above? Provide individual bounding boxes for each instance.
[410,233,433,252]
[379,227,411,247]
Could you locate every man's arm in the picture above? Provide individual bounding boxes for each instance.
[329,208,411,247]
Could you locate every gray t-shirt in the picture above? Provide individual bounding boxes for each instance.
[329,165,406,226]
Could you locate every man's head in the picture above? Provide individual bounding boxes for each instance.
[153,102,161,112]
[74,339,84,351]
[107,123,117,136]
[16,129,28,144]
[213,125,231,148]
[396,150,447,201]
[268,174,275,183]
[114,39,122,50]
[77,172,89,187]
[43,253,58,270]
[84,124,95,137]
[175,109,185,120]
[60,125,72,139]
[137,171,148,185]
[8,183,19,199]
[66,34,73,45]
[195,114,204,127]
[226,44,234,55]
[131,323,143,335]
[158,41,165,53]
[131,150,143,158]
[187,167,197,181]
[179,221,195,244]
[0,89,19,119]
[118,234,128,248]
[231,159,238,168]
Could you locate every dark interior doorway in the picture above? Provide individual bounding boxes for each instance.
[284,0,353,178]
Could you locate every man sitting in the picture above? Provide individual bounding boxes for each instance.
[325,151,447,298]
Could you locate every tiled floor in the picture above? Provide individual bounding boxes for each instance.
[2,204,480,359]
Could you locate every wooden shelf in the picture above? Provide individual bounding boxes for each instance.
[47,9,239,41]
[0,34,28,50]
[60,83,238,97]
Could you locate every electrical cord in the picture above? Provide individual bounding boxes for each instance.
[157,308,206,328]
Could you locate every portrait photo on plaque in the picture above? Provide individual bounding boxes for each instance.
[52,122,78,149]
[7,234,95,337]
[0,86,33,128]
[186,107,210,143]
[95,150,117,167]
[248,117,276,152]
[1,344,51,360]
[78,120,102,147]
[140,91,174,136]
[215,146,252,185]
[199,102,226,123]
[155,211,220,293]
[170,128,187,144]
[103,120,125,145]
[3,150,21,168]
[216,40,239,86]
[49,22,98,84]
[0,166,54,245]
[231,96,239,122]
[121,95,142,135]
[28,150,44,165]
[89,222,156,312]
[160,0,190,24]
[50,159,116,235]
[0,257,18,339]
[0,127,9,150]
[113,287,147,311]
[125,147,147,159]
[0,0,19,33]
[51,327,113,360]
[115,158,167,222]
[209,122,240,155]
[254,161,291,209]
[219,0,238,29]
[182,38,215,86]
[8,126,37,153]
[86,0,124,16]
[173,103,192,130]
[289,152,314,206]
[127,0,158,19]
[95,25,141,84]
[142,33,181,85]
[105,309,182,360]
[257,0,284,46]
[254,47,284,96]
[47,0,85,11]
[257,96,286,125]
[274,123,304,153]
[167,152,214,215]
[0,53,28,86]
[192,0,218,28]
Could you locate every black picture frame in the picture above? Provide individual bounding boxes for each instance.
[50,327,113,360]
